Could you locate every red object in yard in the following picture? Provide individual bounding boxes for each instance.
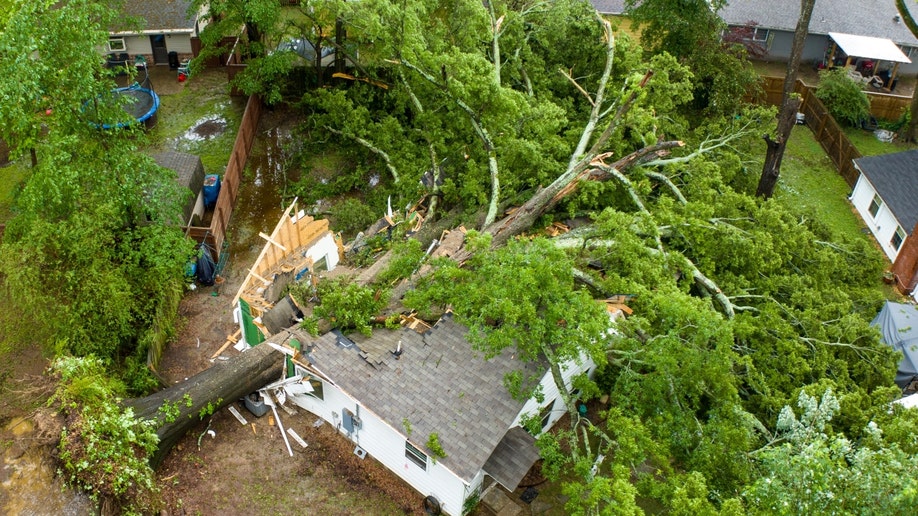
[178,73,187,82]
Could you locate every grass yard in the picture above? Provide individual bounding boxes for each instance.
[842,126,918,157]
[0,161,29,222]
[776,126,868,240]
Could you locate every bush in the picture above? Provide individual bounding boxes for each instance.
[314,277,387,336]
[52,356,161,514]
[814,68,871,127]
[329,198,378,240]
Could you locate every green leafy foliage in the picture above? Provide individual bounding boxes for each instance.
[376,238,426,285]
[328,198,378,240]
[52,356,160,513]
[745,390,918,514]
[314,277,387,336]
[814,68,871,127]
[426,432,447,460]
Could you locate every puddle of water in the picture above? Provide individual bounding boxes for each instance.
[2,418,93,515]
[224,124,300,276]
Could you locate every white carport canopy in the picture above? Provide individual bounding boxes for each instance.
[829,32,912,63]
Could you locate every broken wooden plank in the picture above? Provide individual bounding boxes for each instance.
[227,405,249,426]
[287,428,308,449]
[210,329,243,359]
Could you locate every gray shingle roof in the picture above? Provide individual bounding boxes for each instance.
[589,1,918,47]
[114,0,196,32]
[482,426,541,490]
[855,149,918,233]
[591,0,626,14]
[720,0,918,46]
[297,315,545,483]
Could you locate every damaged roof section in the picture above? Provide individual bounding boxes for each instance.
[233,199,342,344]
[288,314,546,484]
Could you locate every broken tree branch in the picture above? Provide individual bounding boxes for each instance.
[324,126,400,183]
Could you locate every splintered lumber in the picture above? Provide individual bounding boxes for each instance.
[227,405,249,425]
[287,428,308,449]
[259,232,288,251]
[211,329,243,359]
[124,343,284,468]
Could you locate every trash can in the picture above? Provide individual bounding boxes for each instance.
[168,51,179,70]
[203,174,221,209]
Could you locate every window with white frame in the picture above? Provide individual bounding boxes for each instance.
[892,226,906,250]
[750,27,770,42]
[108,38,126,52]
[405,441,427,470]
[869,194,883,218]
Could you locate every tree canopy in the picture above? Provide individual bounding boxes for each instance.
[0,0,192,390]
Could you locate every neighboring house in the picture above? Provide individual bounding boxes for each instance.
[590,0,918,76]
[850,150,918,295]
[107,0,206,67]
[268,315,600,516]
[719,0,918,76]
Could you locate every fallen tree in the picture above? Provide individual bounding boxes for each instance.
[124,342,284,468]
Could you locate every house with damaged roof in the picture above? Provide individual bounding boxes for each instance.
[268,314,601,516]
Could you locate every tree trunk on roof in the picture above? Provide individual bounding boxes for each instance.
[124,342,283,469]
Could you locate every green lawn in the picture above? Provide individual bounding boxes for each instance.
[0,161,29,222]
[776,126,868,240]
[842,126,918,157]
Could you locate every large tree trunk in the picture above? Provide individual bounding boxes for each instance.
[124,343,283,468]
[757,96,801,197]
[756,0,815,199]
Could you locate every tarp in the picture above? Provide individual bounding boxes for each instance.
[871,301,918,387]
[829,32,912,64]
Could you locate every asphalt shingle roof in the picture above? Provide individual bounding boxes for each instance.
[719,0,918,46]
[294,315,545,483]
[855,149,918,234]
[114,0,196,33]
[590,0,918,47]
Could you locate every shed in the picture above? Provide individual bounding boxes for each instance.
[154,151,205,225]
[871,301,918,388]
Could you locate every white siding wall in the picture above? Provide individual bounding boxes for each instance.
[120,35,193,56]
[165,34,193,54]
[291,372,468,516]
[122,36,151,56]
[851,174,903,262]
[512,353,597,430]
[305,233,340,271]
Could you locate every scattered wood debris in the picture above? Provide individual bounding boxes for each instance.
[603,295,634,316]
[227,405,249,426]
[287,428,309,449]
[210,329,242,359]
[400,311,432,334]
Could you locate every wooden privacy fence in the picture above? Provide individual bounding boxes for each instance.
[756,76,913,188]
[758,75,911,122]
[185,93,264,258]
[797,89,862,187]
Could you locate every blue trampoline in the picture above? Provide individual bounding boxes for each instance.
[88,66,160,130]
[101,84,160,129]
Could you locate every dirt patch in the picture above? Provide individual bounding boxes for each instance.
[157,401,422,515]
